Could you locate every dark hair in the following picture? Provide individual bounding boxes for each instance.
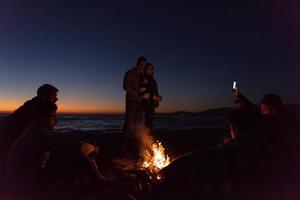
[37,84,59,97]
[36,102,57,118]
[145,62,154,69]
[136,56,147,65]
[260,93,284,113]
[145,63,154,78]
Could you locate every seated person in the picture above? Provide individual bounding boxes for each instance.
[230,89,299,192]
[0,84,59,177]
[233,88,288,140]
[231,88,287,137]
[6,102,97,195]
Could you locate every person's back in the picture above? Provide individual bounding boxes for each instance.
[123,67,144,102]
[0,97,42,157]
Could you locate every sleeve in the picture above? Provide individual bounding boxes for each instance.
[237,93,255,108]
[123,70,142,101]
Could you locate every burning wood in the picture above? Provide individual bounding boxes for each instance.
[141,140,170,180]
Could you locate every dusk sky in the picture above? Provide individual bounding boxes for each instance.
[0,0,299,113]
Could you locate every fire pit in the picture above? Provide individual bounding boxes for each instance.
[123,140,171,200]
[107,139,171,199]
[140,140,170,181]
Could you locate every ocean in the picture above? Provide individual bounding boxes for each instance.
[0,113,228,133]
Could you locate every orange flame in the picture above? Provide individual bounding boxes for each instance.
[142,140,170,179]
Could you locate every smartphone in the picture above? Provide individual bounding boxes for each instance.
[232,81,237,93]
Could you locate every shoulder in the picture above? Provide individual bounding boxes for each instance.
[124,67,137,78]
[11,98,35,115]
[24,97,40,107]
[126,67,137,74]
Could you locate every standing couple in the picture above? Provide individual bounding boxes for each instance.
[121,56,162,156]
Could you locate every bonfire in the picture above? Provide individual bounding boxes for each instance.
[141,140,170,180]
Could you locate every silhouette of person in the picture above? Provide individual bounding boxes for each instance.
[6,102,98,196]
[233,88,287,137]
[231,89,298,193]
[140,63,162,130]
[0,84,59,179]
[121,56,147,158]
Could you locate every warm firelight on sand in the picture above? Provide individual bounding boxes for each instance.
[142,140,170,179]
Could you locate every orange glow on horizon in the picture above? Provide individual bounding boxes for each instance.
[0,98,124,114]
[0,97,206,114]
[0,99,27,112]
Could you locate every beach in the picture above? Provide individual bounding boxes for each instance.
[0,128,227,200]
[0,112,229,200]
[1,111,300,199]
[57,127,227,200]
[72,127,226,162]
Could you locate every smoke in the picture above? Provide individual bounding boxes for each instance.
[134,125,154,160]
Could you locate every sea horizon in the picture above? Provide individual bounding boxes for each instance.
[1,105,299,134]
[0,106,234,115]
[0,110,230,133]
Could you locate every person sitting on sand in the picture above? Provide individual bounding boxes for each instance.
[231,89,300,198]
[233,88,288,137]
[6,102,99,196]
[121,56,147,157]
[140,62,162,130]
[0,84,59,178]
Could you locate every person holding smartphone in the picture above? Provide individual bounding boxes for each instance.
[223,81,259,144]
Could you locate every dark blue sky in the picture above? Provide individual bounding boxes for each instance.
[0,0,299,113]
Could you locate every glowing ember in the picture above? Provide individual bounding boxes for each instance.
[141,140,170,179]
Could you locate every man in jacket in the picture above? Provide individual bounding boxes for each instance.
[121,56,147,158]
[0,84,59,179]
[6,102,97,195]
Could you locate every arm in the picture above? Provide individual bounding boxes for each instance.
[123,70,143,102]
[234,88,255,108]
[237,93,255,108]
[42,132,95,157]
